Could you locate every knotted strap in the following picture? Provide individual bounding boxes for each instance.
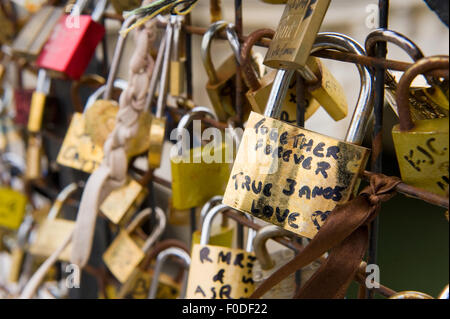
[251,173,402,299]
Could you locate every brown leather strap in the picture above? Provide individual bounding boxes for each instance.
[250,173,402,299]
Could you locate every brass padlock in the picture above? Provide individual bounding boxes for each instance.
[170,107,231,210]
[100,179,148,226]
[223,33,373,239]
[242,29,348,123]
[186,204,257,299]
[392,56,449,196]
[264,0,331,79]
[103,207,167,284]
[0,186,28,231]
[11,5,63,60]
[191,196,234,249]
[28,183,78,262]
[202,21,253,121]
[148,247,191,299]
[365,28,449,121]
[252,225,296,299]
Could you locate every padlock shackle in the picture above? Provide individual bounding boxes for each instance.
[148,247,191,299]
[241,29,275,91]
[201,21,238,84]
[389,291,434,299]
[177,106,218,132]
[253,225,294,271]
[199,195,223,228]
[201,204,256,253]
[144,32,167,113]
[171,15,185,62]
[103,15,138,101]
[155,16,176,119]
[16,215,34,247]
[397,56,449,132]
[47,183,78,220]
[85,79,128,111]
[312,32,374,145]
[439,284,449,299]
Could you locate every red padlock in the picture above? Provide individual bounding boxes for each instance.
[36,0,107,80]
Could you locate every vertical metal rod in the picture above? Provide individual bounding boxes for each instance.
[235,0,244,250]
[367,0,389,300]
[185,13,193,100]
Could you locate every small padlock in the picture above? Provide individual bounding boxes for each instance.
[103,207,167,284]
[148,247,191,299]
[223,32,373,239]
[242,29,348,123]
[36,0,107,80]
[191,196,234,249]
[28,183,78,262]
[365,28,449,121]
[252,225,296,299]
[264,0,331,80]
[11,5,63,60]
[170,107,231,211]
[0,186,27,231]
[202,21,252,121]
[100,179,148,226]
[170,15,186,97]
[392,56,449,196]
[186,204,257,299]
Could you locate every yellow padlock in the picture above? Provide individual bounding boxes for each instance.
[0,187,27,231]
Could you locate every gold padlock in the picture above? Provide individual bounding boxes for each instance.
[264,0,331,77]
[100,179,148,226]
[0,187,28,231]
[186,204,257,299]
[28,183,78,262]
[392,56,449,196]
[103,207,167,284]
[223,33,373,239]
[365,28,449,121]
[170,107,231,210]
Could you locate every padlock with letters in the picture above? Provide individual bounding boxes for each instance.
[223,33,374,239]
[28,183,78,262]
[392,56,449,196]
[186,204,257,299]
[36,0,107,80]
[242,29,348,123]
[365,28,448,121]
[170,107,231,211]
[103,207,167,284]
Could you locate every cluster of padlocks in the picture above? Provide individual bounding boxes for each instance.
[0,0,448,300]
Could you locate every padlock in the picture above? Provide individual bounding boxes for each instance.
[264,0,331,80]
[252,225,296,299]
[242,29,348,123]
[100,179,148,226]
[110,0,142,14]
[170,15,186,97]
[8,215,34,283]
[186,204,257,299]
[202,21,252,121]
[389,291,434,299]
[191,196,234,249]
[223,32,373,239]
[36,0,107,80]
[148,16,174,169]
[11,5,63,59]
[392,56,449,196]
[0,186,27,231]
[28,183,78,262]
[148,247,191,299]
[365,28,448,121]
[170,107,231,210]
[103,207,167,284]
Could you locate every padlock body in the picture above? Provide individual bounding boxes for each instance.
[29,219,74,261]
[223,112,370,239]
[186,244,255,299]
[171,142,231,210]
[103,230,145,283]
[0,188,27,230]
[392,118,449,196]
[36,15,105,80]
